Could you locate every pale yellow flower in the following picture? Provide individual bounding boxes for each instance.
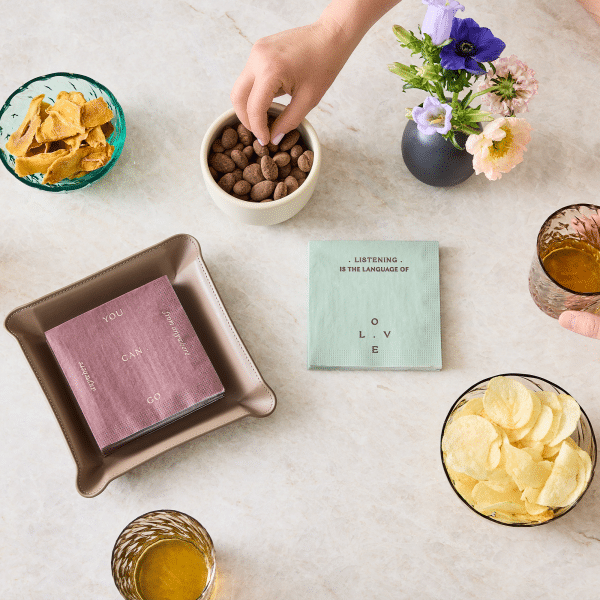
[466,117,532,180]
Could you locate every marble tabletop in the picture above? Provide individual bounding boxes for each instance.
[2,0,600,598]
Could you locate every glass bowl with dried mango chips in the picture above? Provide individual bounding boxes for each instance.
[0,73,125,192]
[441,374,596,526]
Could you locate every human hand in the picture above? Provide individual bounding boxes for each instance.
[559,311,600,340]
[230,17,355,146]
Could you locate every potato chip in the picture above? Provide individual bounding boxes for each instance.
[547,394,581,447]
[446,466,478,505]
[577,446,592,485]
[455,396,484,418]
[542,443,561,460]
[81,97,114,128]
[506,390,542,442]
[476,500,529,517]
[483,377,536,429]
[522,404,554,444]
[524,501,553,518]
[521,486,541,504]
[472,480,524,515]
[536,440,583,507]
[14,149,69,177]
[503,439,553,490]
[518,440,543,458]
[442,415,500,480]
[538,391,561,412]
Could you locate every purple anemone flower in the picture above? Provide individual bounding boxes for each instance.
[440,17,506,75]
[412,97,453,135]
[422,0,465,46]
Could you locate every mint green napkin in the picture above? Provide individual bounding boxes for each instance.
[308,241,442,370]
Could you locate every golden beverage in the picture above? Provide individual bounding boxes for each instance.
[541,239,600,293]
[134,538,210,600]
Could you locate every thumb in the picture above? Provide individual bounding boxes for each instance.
[270,88,317,144]
[559,311,600,340]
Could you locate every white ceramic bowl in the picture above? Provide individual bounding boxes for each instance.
[200,102,321,226]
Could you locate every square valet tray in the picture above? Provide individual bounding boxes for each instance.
[5,234,276,497]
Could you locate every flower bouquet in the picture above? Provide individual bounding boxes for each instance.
[389,0,538,181]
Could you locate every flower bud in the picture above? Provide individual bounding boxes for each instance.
[392,25,412,45]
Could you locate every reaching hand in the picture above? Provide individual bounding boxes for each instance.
[559,311,600,340]
[230,18,356,146]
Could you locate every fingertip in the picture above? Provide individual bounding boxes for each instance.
[559,310,600,339]
[231,72,254,133]
[558,311,578,330]
[270,89,315,141]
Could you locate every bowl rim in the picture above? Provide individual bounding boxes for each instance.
[0,71,126,192]
[200,102,321,211]
[440,372,597,527]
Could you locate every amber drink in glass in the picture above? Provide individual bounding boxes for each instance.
[112,510,216,600]
[529,204,600,318]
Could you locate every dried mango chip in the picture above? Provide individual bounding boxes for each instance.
[81,145,113,171]
[15,149,69,177]
[42,146,94,184]
[36,112,82,144]
[81,97,114,128]
[47,97,84,130]
[101,121,115,139]
[5,94,45,157]
[5,91,116,184]
[85,125,107,148]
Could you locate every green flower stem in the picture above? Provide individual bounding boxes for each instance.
[434,82,446,102]
[469,85,500,100]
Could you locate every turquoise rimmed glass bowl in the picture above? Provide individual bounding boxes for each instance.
[0,72,126,192]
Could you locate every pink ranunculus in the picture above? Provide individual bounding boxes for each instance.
[466,117,532,180]
[478,55,539,116]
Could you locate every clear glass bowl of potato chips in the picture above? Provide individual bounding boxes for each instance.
[441,374,596,526]
[0,72,125,192]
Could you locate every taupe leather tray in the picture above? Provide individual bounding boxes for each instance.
[5,234,276,497]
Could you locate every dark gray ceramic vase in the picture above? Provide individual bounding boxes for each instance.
[401,120,474,187]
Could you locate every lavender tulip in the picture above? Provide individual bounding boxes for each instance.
[422,0,465,45]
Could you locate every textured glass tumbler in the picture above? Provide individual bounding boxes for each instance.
[529,204,600,318]
[111,510,216,600]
